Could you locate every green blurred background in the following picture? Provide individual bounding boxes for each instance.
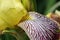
[36,0,60,14]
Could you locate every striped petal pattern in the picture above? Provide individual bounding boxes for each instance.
[18,12,59,40]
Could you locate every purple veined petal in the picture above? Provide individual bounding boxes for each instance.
[42,23,56,32]
[34,19,56,34]
[35,18,58,40]
[29,12,58,31]
[29,20,46,40]
[40,24,53,40]
[18,12,59,40]
[42,22,56,33]
[29,12,58,28]
[18,19,58,40]
[33,19,53,40]
[39,19,58,33]
[38,16,58,29]
[28,20,44,40]
[26,21,38,40]
[18,20,38,40]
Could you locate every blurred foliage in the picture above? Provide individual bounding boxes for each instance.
[0,27,29,40]
[36,0,60,15]
[0,33,17,40]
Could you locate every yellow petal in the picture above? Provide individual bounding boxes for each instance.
[0,0,27,26]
